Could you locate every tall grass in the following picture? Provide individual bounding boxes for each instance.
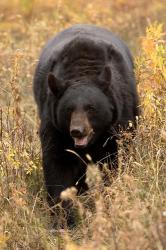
[0,1,166,249]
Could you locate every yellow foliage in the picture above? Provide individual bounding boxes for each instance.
[0,234,9,248]
[136,22,166,119]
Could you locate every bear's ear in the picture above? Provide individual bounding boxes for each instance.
[47,72,63,97]
[100,65,112,83]
[98,66,112,92]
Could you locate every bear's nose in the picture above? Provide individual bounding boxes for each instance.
[70,128,84,138]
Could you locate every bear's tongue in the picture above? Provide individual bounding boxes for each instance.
[74,136,88,147]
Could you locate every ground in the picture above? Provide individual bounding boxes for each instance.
[0,1,166,249]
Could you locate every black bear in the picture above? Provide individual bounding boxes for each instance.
[33,24,139,229]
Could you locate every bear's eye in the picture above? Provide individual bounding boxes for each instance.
[66,107,73,113]
[86,105,96,112]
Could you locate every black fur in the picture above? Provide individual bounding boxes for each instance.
[33,24,139,229]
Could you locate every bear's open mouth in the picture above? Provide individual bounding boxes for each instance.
[73,130,94,148]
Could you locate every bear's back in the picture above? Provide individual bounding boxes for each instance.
[40,24,133,70]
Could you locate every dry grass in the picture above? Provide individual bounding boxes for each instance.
[0,0,166,249]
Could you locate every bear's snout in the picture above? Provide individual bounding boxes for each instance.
[70,127,84,138]
[70,111,94,147]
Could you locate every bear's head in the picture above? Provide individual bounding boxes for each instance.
[47,67,115,148]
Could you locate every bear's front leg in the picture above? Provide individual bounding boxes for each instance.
[40,120,77,229]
